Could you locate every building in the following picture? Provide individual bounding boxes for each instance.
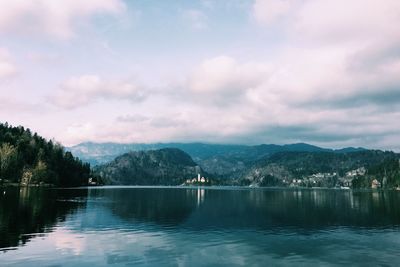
[185,174,209,185]
[371,179,381,189]
[88,178,97,186]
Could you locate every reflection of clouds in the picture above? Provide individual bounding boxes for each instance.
[67,228,278,266]
[51,228,86,256]
[3,220,400,266]
[2,188,400,266]
[91,230,172,265]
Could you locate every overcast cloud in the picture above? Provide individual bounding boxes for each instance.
[1,0,399,151]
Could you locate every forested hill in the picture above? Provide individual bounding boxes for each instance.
[94,148,202,185]
[241,150,400,188]
[0,123,90,187]
[68,142,366,166]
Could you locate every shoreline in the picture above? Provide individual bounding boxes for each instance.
[2,183,400,191]
[60,184,400,191]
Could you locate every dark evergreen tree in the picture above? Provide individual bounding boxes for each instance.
[0,122,90,187]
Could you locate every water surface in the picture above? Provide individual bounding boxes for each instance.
[1,186,400,266]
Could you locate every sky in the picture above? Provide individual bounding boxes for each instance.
[0,0,399,150]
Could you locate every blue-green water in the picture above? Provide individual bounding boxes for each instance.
[1,186,400,266]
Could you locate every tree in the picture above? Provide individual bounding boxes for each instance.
[31,160,48,184]
[0,122,91,187]
[0,143,18,183]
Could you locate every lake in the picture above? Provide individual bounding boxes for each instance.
[1,186,400,266]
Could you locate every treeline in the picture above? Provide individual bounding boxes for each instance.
[353,157,400,188]
[262,150,397,176]
[94,148,202,185]
[241,150,400,188]
[0,122,90,187]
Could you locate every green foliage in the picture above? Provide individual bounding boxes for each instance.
[367,158,400,187]
[351,175,372,189]
[0,143,18,182]
[259,174,281,186]
[0,122,90,187]
[242,151,400,188]
[94,148,202,185]
[263,151,397,177]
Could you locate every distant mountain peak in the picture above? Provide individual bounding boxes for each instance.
[67,141,369,168]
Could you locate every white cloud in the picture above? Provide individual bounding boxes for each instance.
[0,0,125,39]
[3,0,399,150]
[51,75,146,109]
[188,56,270,97]
[26,51,63,65]
[253,0,400,46]
[181,9,208,30]
[0,97,42,114]
[185,50,351,108]
[58,100,400,151]
[0,48,17,79]
[293,0,400,45]
[252,0,293,25]
[59,43,400,147]
[48,44,400,149]
[250,0,400,105]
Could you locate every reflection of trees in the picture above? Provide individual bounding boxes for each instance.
[3,187,400,252]
[161,189,400,231]
[189,189,400,230]
[0,187,87,250]
[88,188,199,225]
[88,188,400,231]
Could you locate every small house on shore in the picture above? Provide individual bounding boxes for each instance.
[371,179,381,189]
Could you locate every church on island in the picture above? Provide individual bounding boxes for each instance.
[185,173,210,185]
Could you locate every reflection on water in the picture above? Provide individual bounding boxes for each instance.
[197,188,205,206]
[1,186,400,266]
[0,187,86,250]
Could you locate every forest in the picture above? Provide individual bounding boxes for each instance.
[0,122,90,187]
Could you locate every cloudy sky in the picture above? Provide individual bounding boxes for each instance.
[1,0,399,150]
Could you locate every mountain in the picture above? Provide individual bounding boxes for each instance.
[241,150,400,188]
[77,141,398,189]
[195,143,332,178]
[0,122,90,187]
[68,142,366,178]
[333,147,366,153]
[68,142,249,165]
[93,148,203,185]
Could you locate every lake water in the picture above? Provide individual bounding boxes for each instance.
[1,186,400,266]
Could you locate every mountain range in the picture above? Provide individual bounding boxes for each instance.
[69,142,366,163]
[66,142,400,188]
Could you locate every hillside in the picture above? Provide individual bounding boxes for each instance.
[68,140,400,188]
[241,150,400,188]
[0,123,90,187]
[68,142,365,178]
[68,142,250,165]
[93,148,203,185]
